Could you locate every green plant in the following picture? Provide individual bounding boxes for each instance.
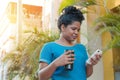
[59,0,97,14]
[58,0,76,14]
[2,28,59,80]
[94,6,120,49]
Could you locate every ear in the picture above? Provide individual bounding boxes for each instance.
[61,24,66,32]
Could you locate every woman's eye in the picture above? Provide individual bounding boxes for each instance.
[72,28,76,30]
[72,29,76,30]
[71,27,80,32]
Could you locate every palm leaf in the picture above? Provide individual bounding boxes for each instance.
[76,0,97,7]
[58,0,76,14]
[94,10,120,49]
[94,13,120,27]
[107,36,120,49]
[59,0,97,14]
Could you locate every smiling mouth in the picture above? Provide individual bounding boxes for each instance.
[72,36,78,39]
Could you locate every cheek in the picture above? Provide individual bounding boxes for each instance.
[64,30,72,36]
[69,29,74,34]
[63,28,73,36]
[67,28,73,32]
[66,30,72,36]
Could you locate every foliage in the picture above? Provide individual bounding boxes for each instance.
[58,0,97,14]
[94,9,120,49]
[76,0,97,7]
[2,28,59,80]
[58,0,76,14]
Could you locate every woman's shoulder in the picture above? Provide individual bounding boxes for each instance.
[44,41,56,46]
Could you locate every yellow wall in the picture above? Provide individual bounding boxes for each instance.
[113,48,120,72]
[115,0,120,7]
[102,32,114,80]
[107,0,120,9]
[99,0,114,79]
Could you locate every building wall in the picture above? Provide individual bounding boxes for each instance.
[98,0,120,80]
[102,32,114,80]
[101,0,120,80]
[107,0,120,9]
[42,0,62,33]
[50,0,63,34]
[87,0,120,79]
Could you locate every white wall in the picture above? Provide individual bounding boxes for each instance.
[50,0,62,34]
[81,11,104,80]
[87,19,104,80]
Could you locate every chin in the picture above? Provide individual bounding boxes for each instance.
[71,39,76,42]
[72,40,77,43]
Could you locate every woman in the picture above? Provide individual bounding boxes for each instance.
[38,6,101,80]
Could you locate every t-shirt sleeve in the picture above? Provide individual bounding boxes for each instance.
[39,43,53,64]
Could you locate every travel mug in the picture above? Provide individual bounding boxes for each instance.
[65,50,74,71]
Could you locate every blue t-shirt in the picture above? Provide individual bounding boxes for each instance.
[39,42,88,80]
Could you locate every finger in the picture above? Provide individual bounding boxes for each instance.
[70,54,75,57]
[68,57,75,61]
[67,54,75,58]
[64,50,74,54]
[64,50,71,55]
[94,55,99,61]
[67,54,72,58]
[96,54,101,61]
[90,58,97,65]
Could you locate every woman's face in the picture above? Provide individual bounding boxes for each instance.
[61,21,81,42]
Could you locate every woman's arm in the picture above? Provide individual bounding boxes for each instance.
[38,62,57,80]
[38,50,75,80]
[86,63,93,77]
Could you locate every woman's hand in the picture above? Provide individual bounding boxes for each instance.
[53,50,75,67]
[86,53,102,77]
[88,53,102,66]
